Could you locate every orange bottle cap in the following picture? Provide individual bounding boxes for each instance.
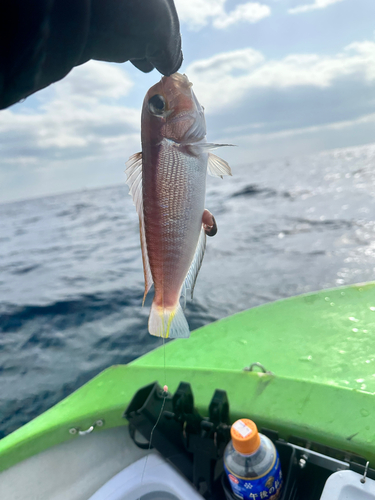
[231,419,261,455]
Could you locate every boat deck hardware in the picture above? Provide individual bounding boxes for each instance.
[288,434,375,481]
[69,419,104,436]
[361,461,370,483]
[299,454,308,469]
[243,362,274,375]
[124,381,230,498]
[292,444,349,473]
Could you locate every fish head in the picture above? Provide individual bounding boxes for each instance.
[141,73,206,145]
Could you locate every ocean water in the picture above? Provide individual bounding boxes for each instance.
[1,142,375,437]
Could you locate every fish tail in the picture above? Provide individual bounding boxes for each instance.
[149,302,190,339]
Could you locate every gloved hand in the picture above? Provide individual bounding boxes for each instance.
[0,0,183,109]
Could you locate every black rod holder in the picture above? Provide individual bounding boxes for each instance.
[123,381,231,497]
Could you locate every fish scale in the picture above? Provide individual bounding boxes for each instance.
[146,144,205,298]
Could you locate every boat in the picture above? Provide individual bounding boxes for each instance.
[1,282,375,499]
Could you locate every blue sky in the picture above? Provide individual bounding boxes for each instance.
[1,0,375,203]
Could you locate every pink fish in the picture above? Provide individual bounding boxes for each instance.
[126,73,231,338]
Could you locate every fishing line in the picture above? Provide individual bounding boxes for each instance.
[138,338,168,498]
[138,388,168,497]
[163,336,167,389]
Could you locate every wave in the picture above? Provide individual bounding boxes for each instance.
[0,288,144,334]
[231,183,295,199]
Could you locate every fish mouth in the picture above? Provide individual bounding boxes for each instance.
[164,73,193,88]
[161,73,193,99]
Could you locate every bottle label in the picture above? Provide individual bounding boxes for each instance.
[224,456,283,500]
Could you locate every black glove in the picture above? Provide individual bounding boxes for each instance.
[0,0,183,109]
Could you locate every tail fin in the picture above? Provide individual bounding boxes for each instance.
[148,302,190,339]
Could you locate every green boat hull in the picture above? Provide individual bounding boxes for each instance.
[1,282,375,473]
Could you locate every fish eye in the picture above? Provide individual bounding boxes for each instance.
[148,94,165,115]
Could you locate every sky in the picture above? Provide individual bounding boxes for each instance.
[1,0,375,203]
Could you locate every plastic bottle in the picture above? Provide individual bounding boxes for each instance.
[223,419,283,500]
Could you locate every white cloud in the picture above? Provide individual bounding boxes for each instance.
[236,111,375,143]
[213,3,271,28]
[0,61,138,160]
[0,58,143,203]
[190,48,265,76]
[215,111,375,165]
[217,113,375,165]
[53,60,134,101]
[0,59,141,202]
[0,101,139,150]
[187,41,375,111]
[174,0,225,29]
[174,0,270,30]
[288,0,344,15]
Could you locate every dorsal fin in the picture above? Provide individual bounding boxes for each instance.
[125,152,153,303]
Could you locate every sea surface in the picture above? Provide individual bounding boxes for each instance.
[1,142,375,437]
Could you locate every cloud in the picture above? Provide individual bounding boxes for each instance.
[0,60,142,201]
[187,41,375,111]
[54,60,134,100]
[288,0,344,14]
[213,3,271,28]
[236,111,375,143]
[174,0,270,30]
[190,48,265,77]
[0,61,138,161]
[221,110,375,164]
[174,0,224,29]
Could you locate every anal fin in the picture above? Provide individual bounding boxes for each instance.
[183,225,206,300]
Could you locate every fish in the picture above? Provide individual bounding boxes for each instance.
[126,73,232,338]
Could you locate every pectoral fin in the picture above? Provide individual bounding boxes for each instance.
[208,153,232,178]
[202,209,217,237]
